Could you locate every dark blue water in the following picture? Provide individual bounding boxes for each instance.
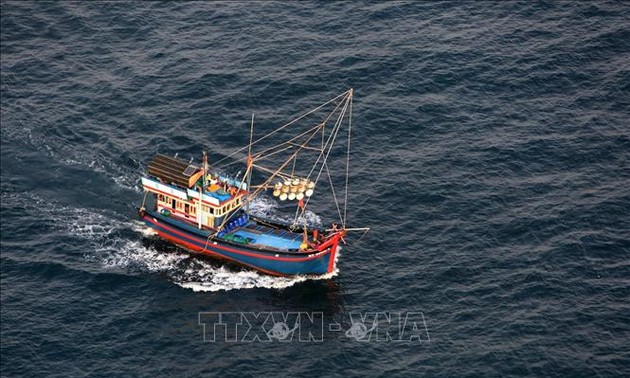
[2,1,629,376]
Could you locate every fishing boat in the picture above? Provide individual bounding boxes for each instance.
[138,89,368,276]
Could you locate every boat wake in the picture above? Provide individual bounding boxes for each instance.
[172,262,338,292]
[2,118,142,193]
[2,192,336,292]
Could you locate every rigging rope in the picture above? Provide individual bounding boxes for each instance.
[343,90,353,227]
[213,90,351,166]
[324,161,344,225]
[293,93,351,226]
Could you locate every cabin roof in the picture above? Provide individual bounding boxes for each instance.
[147,154,200,188]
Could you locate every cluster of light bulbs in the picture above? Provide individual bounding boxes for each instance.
[272,178,315,201]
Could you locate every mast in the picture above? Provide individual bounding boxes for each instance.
[245,113,254,211]
[202,151,208,189]
[343,88,353,228]
[197,185,203,229]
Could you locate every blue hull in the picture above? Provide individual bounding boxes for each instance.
[140,210,336,276]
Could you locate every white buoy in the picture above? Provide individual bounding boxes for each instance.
[296,192,304,200]
[279,193,288,201]
[292,178,300,186]
[305,189,314,197]
[274,182,283,190]
[288,192,296,200]
[273,189,281,197]
[307,181,315,189]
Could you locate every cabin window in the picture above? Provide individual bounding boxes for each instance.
[185,204,190,213]
[172,199,176,209]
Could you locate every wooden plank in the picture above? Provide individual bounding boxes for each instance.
[147,154,197,188]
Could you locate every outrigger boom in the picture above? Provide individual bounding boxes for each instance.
[138,89,369,276]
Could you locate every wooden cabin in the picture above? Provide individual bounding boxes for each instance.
[141,154,247,230]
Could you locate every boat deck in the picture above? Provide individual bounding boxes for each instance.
[150,208,305,251]
[230,222,303,251]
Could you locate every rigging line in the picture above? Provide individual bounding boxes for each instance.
[350,228,370,248]
[203,232,213,252]
[213,203,245,237]
[304,93,351,179]
[249,125,323,200]
[213,90,351,166]
[215,92,346,173]
[295,162,345,228]
[304,94,350,181]
[325,161,344,225]
[305,97,348,199]
[317,92,348,148]
[291,150,297,177]
[217,123,323,170]
[287,142,322,152]
[251,163,292,178]
[293,97,350,225]
[252,123,324,160]
[343,90,353,227]
[292,120,342,226]
[215,159,245,169]
[253,145,294,162]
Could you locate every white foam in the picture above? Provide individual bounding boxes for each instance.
[173,247,340,292]
[175,267,338,292]
[97,240,188,272]
[248,196,322,227]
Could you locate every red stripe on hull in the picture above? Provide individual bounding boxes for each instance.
[144,215,332,262]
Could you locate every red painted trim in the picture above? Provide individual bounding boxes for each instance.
[327,242,338,273]
[145,216,331,262]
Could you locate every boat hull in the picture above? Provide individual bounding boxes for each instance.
[140,210,337,276]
